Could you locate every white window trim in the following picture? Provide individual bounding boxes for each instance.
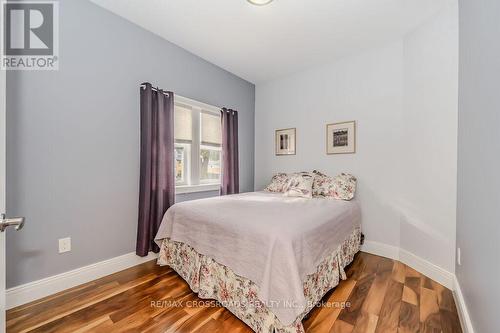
[176,183,220,195]
[175,95,220,115]
[175,95,221,194]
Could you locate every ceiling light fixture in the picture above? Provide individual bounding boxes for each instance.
[247,0,273,6]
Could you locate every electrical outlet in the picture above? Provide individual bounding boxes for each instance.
[59,237,71,253]
[457,247,461,266]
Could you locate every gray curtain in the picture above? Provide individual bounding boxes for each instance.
[220,108,239,195]
[136,83,175,256]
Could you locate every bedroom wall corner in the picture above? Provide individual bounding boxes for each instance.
[399,1,459,273]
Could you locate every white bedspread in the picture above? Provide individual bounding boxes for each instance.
[155,191,361,325]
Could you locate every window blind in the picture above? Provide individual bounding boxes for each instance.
[201,111,221,146]
[174,104,192,142]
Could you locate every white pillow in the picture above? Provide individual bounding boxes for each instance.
[284,173,314,198]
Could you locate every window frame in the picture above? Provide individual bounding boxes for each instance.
[174,95,221,194]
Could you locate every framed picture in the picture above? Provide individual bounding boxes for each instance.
[326,121,356,154]
[275,128,296,156]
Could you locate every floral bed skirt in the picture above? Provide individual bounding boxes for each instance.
[157,227,361,333]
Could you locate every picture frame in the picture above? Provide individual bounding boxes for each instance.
[326,121,356,154]
[275,128,296,156]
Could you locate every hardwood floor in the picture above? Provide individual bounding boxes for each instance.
[6,252,463,333]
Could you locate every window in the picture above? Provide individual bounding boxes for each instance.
[174,96,221,193]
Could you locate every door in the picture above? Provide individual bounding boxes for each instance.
[1,56,6,333]
[0,60,24,333]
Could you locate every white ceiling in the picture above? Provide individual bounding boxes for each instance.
[90,0,452,83]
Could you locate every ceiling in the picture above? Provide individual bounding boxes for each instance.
[90,0,452,83]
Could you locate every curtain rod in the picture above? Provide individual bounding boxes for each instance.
[140,82,236,113]
[140,82,170,95]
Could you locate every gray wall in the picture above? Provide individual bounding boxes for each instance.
[456,0,500,332]
[6,0,255,288]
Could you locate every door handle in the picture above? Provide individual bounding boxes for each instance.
[0,213,25,232]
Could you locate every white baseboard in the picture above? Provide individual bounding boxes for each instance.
[361,240,399,261]
[6,251,158,309]
[453,275,475,333]
[399,248,454,289]
[361,241,454,289]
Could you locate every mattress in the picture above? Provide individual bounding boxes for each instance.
[154,191,361,325]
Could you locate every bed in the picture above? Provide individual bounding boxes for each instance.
[154,191,361,333]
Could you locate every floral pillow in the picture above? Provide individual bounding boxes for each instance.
[284,173,314,198]
[313,171,357,200]
[264,173,290,192]
[312,170,328,196]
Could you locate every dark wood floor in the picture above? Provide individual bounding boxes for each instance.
[6,252,463,333]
